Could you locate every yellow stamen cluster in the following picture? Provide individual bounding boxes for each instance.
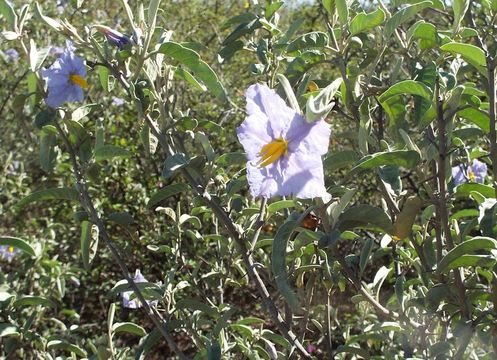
[468,170,476,182]
[69,74,88,89]
[257,138,288,168]
[7,246,14,253]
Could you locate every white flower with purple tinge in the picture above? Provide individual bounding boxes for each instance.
[111,96,125,106]
[452,159,487,186]
[4,48,19,62]
[0,246,19,262]
[41,41,87,108]
[122,270,158,309]
[236,84,331,199]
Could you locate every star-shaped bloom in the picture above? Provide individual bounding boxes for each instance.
[0,245,19,262]
[121,270,158,309]
[452,159,487,186]
[41,41,87,108]
[236,84,330,199]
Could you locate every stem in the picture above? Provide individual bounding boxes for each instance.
[54,121,189,360]
[435,82,470,320]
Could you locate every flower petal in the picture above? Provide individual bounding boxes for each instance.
[452,164,466,186]
[277,151,329,200]
[245,84,295,138]
[237,114,272,160]
[284,117,330,156]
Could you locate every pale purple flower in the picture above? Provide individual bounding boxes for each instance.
[236,84,331,199]
[111,96,125,106]
[122,270,158,309]
[94,25,131,49]
[452,159,487,186]
[0,246,19,262]
[4,48,19,62]
[41,41,87,108]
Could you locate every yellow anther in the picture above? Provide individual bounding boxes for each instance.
[468,170,476,182]
[258,138,288,168]
[69,74,88,89]
[7,246,14,253]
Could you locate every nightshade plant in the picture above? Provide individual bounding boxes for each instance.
[3,0,497,359]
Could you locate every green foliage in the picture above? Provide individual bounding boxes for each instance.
[2,0,497,358]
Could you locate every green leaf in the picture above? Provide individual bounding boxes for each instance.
[221,12,258,30]
[287,32,328,54]
[457,107,489,133]
[80,221,99,271]
[271,220,301,313]
[378,80,433,103]
[29,41,50,72]
[18,187,79,207]
[0,323,20,337]
[72,104,99,122]
[443,255,496,271]
[437,237,497,274]
[216,152,246,166]
[147,183,190,209]
[265,1,283,19]
[34,2,61,31]
[157,42,226,101]
[336,345,371,359]
[384,1,433,39]
[13,296,55,309]
[322,0,335,15]
[453,0,470,32]
[335,0,349,26]
[148,0,161,27]
[267,200,297,214]
[455,183,495,198]
[0,0,16,27]
[175,299,219,318]
[0,236,36,257]
[195,132,215,162]
[338,205,393,233]
[440,42,486,72]
[359,238,374,275]
[162,153,190,178]
[95,145,131,162]
[107,212,134,226]
[350,9,385,36]
[112,322,147,337]
[39,129,57,173]
[212,307,237,338]
[98,65,110,92]
[354,151,421,170]
[175,67,207,91]
[324,150,359,171]
[207,340,222,360]
[47,340,87,357]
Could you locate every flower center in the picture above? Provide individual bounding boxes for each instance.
[468,170,476,182]
[7,246,14,253]
[69,74,88,89]
[258,137,288,168]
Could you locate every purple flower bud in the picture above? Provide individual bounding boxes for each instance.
[94,25,131,49]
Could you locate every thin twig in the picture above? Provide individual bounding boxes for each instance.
[53,120,189,360]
